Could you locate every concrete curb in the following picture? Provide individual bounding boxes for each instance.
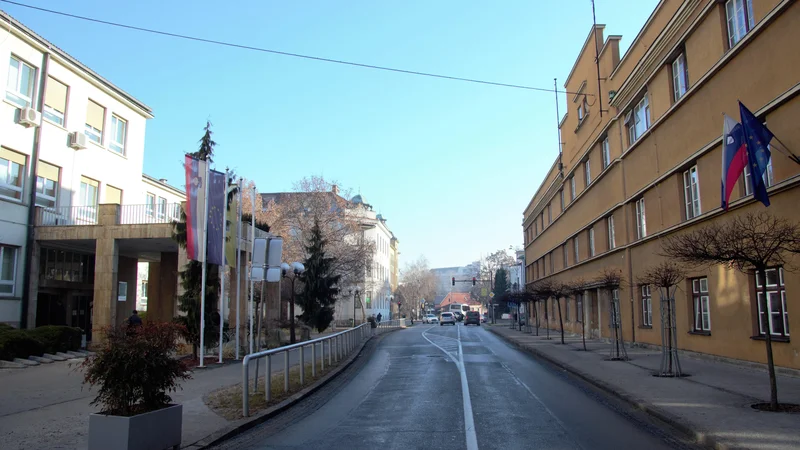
[42,353,66,361]
[14,357,39,366]
[190,328,403,449]
[29,355,54,364]
[487,327,724,450]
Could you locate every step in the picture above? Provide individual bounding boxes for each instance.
[0,359,27,369]
[43,353,66,361]
[29,355,54,364]
[14,358,39,366]
[56,352,73,359]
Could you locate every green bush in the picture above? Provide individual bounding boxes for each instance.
[26,326,83,354]
[0,323,15,333]
[0,330,45,361]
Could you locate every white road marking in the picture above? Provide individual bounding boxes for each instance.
[423,324,479,450]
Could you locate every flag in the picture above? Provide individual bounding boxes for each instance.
[225,189,238,267]
[739,101,773,207]
[720,114,748,210]
[206,170,226,266]
[184,155,207,262]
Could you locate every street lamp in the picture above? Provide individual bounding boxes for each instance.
[348,286,361,327]
[281,262,305,344]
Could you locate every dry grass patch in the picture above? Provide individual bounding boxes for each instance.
[206,362,335,420]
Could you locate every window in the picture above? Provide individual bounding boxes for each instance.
[106,185,122,204]
[589,228,595,257]
[744,156,773,195]
[726,0,755,48]
[683,165,701,219]
[157,196,167,219]
[44,77,68,126]
[540,213,544,229]
[146,193,156,216]
[642,285,652,327]
[85,100,105,144]
[563,244,569,268]
[672,53,688,101]
[547,204,552,224]
[78,177,99,222]
[549,251,555,273]
[635,198,647,239]
[692,277,711,332]
[574,237,579,264]
[560,189,565,210]
[0,148,26,201]
[576,294,583,323]
[755,268,788,338]
[35,161,60,208]
[0,245,18,295]
[608,215,616,249]
[110,115,127,154]
[602,137,610,169]
[570,177,576,200]
[585,160,591,185]
[6,56,35,108]
[577,104,584,122]
[626,95,650,145]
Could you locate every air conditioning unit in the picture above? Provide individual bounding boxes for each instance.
[69,131,88,150]
[17,107,41,128]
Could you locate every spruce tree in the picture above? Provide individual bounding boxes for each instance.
[172,121,221,358]
[298,219,341,332]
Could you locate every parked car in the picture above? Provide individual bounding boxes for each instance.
[464,311,480,326]
[424,314,438,324]
[440,312,456,326]
[480,314,487,323]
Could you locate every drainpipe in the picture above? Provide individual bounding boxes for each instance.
[20,52,50,329]
[617,101,635,345]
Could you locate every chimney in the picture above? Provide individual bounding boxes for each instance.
[159,178,168,184]
[331,184,339,195]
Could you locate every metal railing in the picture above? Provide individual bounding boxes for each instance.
[37,205,98,226]
[119,203,182,225]
[242,319,402,416]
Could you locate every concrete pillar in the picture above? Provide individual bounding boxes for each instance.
[93,238,119,336]
[25,240,41,329]
[148,252,179,323]
[227,248,250,352]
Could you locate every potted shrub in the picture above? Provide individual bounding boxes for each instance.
[81,322,191,450]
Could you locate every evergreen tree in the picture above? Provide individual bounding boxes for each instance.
[493,268,509,297]
[172,121,221,358]
[298,219,341,332]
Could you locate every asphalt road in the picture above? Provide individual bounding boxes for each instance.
[212,323,699,450]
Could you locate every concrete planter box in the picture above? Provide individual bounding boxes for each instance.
[88,404,182,450]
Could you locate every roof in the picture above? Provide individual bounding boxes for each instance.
[0,10,153,117]
[433,295,446,306]
[439,293,480,309]
[142,173,184,197]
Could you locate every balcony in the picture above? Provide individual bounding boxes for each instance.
[35,203,183,226]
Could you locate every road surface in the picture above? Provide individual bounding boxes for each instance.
[212,323,698,450]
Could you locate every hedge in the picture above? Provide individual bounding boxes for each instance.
[0,325,83,361]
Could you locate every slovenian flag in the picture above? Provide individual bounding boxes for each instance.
[721,114,747,211]
[184,155,207,261]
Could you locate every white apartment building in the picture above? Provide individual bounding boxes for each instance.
[1,11,153,326]
[352,195,395,321]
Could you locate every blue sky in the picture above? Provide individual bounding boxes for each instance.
[4,0,658,268]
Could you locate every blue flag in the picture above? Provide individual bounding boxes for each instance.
[206,170,226,265]
[739,101,772,208]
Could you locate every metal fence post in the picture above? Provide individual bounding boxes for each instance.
[312,342,317,377]
[328,339,332,366]
[300,345,305,385]
[242,358,250,417]
[265,354,271,402]
[321,340,326,371]
[284,350,290,392]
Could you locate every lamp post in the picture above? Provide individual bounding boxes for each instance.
[348,286,361,327]
[388,294,394,319]
[281,262,305,344]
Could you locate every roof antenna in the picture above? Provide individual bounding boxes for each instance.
[592,0,605,118]
[555,78,563,174]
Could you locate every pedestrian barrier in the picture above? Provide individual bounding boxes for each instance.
[241,319,402,416]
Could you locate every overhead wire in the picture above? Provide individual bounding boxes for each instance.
[0,0,593,96]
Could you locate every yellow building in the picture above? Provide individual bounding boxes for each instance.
[523,0,800,369]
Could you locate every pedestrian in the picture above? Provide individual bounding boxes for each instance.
[376,312,382,324]
[127,310,143,327]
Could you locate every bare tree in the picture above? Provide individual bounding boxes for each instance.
[400,256,437,318]
[595,268,628,360]
[567,278,588,351]
[662,212,800,409]
[637,261,686,377]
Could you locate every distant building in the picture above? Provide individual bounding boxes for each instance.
[431,262,481,295]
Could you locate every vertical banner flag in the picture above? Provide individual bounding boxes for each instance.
[721,114,748,210]
[739,101,773,208]
[225,187,238,267]
[184,155,207,261]
[207,170,226,266]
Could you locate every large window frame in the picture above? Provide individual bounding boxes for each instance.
[85,100,106,145]
[601,137,610,169]
[626,95,650,145]
[642,285,652,327]
[570,177,576,201]
[635,198,647,239]
[608,215,616,249]
[35,161,60,209]
[110,115,128,155]
[744,156,773,195]
[692,277,711,332]
[671,53,689,101]
[43,76,68,126]
[588,227,595,257]
[6,55,36,108]
[574,237,579,264]
[78,177,99,222]
[726,0,755,49]
[0,148,26,202]
[585,159,591,186]
[157,196,167,220]
[755,267,788,338]
[683,165,701,220]
[0,245,18,296]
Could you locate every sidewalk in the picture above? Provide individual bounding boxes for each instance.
[487,323,800,450]
[0,326,390,449]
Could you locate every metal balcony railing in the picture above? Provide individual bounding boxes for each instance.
[37,205,99,226]
[119,203,182,225]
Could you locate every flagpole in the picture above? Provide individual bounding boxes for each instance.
[218,169,228,364]
[249,184,256,355]
[235,178,242,360]
[199,159,210,368]
[770,135,800,165]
